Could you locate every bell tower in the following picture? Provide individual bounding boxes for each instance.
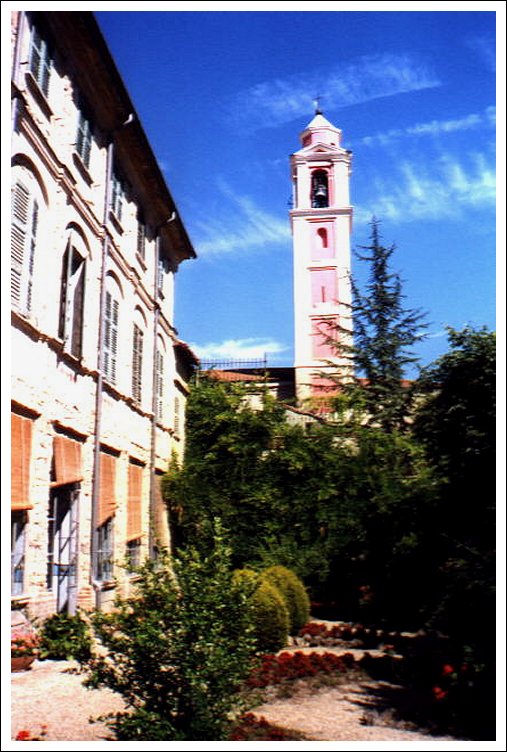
[289,109,353,407]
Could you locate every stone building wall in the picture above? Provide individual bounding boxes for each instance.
[11,11,197,619]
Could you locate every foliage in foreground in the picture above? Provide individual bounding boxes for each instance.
[80,534,257,741]
[38,611,92,661]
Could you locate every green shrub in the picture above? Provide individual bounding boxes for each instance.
[232,568,260,596]
[81,533,257,741]
[260,565,310,634]
[39,611,92,661]
[250,579,290,654]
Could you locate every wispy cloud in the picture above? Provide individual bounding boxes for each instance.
[466,36,496,72]
[361,106,496,147]
[229,53,440,129]
[356,151,496,225]
[191,337,289,361]
[192,180,291,256]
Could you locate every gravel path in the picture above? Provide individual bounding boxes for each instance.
[11,658,460,742]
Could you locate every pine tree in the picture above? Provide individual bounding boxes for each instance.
[342,217,427,431]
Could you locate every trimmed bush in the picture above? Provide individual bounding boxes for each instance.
[232,568,260,596]
[250,580,290,654]
[260,565,310,634]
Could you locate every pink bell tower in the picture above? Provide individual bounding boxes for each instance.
[289,108,353,407]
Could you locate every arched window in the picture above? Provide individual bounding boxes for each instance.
[58,229,87,358]
[311,170,329,208]
[11,164,46,315]
[317,228,328,249]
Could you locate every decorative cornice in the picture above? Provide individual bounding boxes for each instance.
[290,206,353,219]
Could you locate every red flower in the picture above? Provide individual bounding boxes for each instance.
[15,730,31,741]
[441,663,455,676]
[432,686,448,701]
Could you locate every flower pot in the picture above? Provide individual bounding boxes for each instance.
[11,610,38,672]
[11,654,36,673]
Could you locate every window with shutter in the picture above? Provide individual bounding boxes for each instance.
[58,242,85,358]
[98,451,117,527]
[76,111,92,169]
[157,255,166,296]
[95,450,117,581]
[29,23,52,97]
[11,180,38,314]
[52,435,82,487]
[126,461,143,568]
[156,350,164,421]
[131,324,143,404]
[137,213,146,260]
[11,413,34,511]
[104,291,119,384]
[111,172,125,222]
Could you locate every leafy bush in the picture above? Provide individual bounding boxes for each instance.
[261,565,310,633]
[81,534,257,741]
[250,579,290,654]
[39,611,92,661]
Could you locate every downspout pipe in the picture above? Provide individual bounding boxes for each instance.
[149,214,177,561]
[90,135,114,605]
[149,234,160,561]
[90,114,134,606]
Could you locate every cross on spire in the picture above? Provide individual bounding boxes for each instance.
[313,95,323,115]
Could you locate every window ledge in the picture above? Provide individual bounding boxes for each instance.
[135,252,147,271]
[11,594,30,608]
[109,210,124,235]
[24,71,52,121]
[72,151,93,186]
[96,579,116,591]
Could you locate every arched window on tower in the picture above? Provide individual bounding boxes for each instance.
[311,170,329,208]
[317,228,328,249]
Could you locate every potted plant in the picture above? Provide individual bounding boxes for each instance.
[11,611,39,672]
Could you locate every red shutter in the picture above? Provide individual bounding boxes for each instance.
[98,451,116,527]
[127,462,143,541]
[53,435,82,487]
[11,413,33,510]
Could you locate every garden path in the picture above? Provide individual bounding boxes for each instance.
[10,655,460,743]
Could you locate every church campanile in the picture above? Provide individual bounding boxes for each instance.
[289,110,353,407]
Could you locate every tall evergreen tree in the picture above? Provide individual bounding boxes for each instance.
[339,217,427,431]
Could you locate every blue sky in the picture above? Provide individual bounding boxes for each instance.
[95,6,498,374]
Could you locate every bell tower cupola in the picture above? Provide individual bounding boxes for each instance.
[290,109,354,408]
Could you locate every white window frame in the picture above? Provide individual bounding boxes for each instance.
[96,518,114,582]
[58,238,86,358]
[126,537,142,570]
[11,511,27,596]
